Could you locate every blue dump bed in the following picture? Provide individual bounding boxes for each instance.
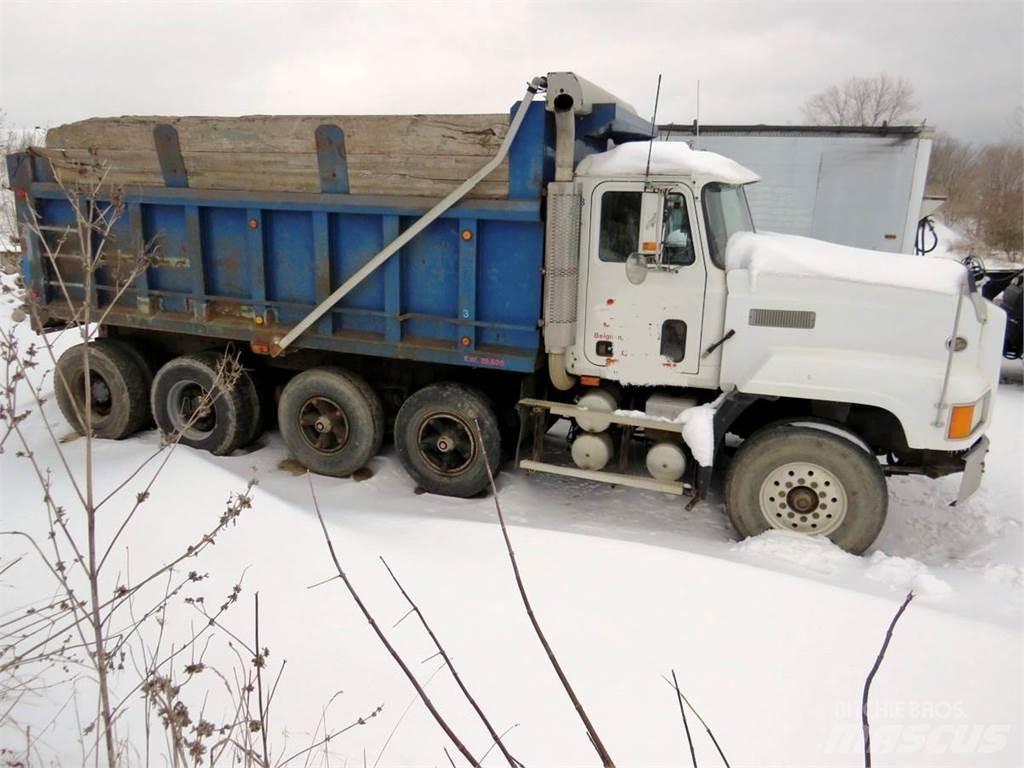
[8,100,651,374]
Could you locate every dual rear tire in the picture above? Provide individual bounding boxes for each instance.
[54,338,152,440]
[55,341,262,456]
[393,383,501,497]
[55,340,502,499]
[277,367,384,477]
[276,373,500,497]
[150,351,260,456]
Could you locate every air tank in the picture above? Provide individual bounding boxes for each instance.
[645,441,687,482]
[571,432,615,471]
[575,388,619,432]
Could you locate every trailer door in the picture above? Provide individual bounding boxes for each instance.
[582,181,706,377]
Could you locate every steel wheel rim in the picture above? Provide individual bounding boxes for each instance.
[416,413,476,476]
[758,461,848,536]
[298,396,350,454]
[167,379,216,440]
[72,371,113,422]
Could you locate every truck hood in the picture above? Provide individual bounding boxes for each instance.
[720,231,1006,451]
[725,231,967,296]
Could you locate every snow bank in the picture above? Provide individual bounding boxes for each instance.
[865,551,953,597]
[576,141,760,184]
[734,532,953,598]
[726,231,968,295]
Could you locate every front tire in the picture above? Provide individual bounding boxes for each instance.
[724,425,887,555]
[394,383,501,498]
[277,367,383,477]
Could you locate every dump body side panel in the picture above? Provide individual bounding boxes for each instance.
[10,104,553,373]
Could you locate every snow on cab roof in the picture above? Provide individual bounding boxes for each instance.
[726,231,968,296]
[576,140,760,184]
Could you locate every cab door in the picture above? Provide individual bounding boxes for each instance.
[583,181,707,377]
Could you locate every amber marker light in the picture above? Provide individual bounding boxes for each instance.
[947,404,976,439]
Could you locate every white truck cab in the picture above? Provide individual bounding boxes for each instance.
[523,73,1005,554]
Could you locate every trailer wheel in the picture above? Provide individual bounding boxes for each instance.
[151,351,253,456]
[55,339,153,440]
[277,367,383,477]
[724,425,887,555]
[394,383,501,498]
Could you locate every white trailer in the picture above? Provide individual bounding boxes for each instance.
[659,124,933,255]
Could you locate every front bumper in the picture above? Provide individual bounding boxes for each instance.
[955,435,989,505]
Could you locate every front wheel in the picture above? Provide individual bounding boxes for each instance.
[724,425,888,555]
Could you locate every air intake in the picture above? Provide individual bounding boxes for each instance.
[748,308,816,329]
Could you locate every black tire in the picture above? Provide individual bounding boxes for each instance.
[54,338,151,439]
[724,425,888,555]
[106,337,156,429]
[394,382,501,498]
[151,351,254,456]
[277,367,383,477]
[237,367,264,448]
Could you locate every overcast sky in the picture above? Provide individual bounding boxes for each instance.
[1,0,1021,143]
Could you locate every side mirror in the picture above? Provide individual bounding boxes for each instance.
[626,189,669,285]
[638,190,665,257]
[625,252,649,285]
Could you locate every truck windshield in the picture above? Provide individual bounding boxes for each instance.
[702,183,754,268]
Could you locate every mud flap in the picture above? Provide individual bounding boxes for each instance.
[955,436,989,506]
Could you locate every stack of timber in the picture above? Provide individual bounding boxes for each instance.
[39,114,512,198]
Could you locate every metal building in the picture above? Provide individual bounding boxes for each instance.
[659,124,934,254]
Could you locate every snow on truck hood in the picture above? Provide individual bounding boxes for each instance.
[726,231,968,296]
[576,141,760,184]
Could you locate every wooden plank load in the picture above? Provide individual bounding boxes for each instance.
[39,113,512,198]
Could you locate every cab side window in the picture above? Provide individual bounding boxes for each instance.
[598,191,641,263]
[662,194,695,266]
[598,190,695,266]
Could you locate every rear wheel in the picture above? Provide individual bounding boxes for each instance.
[151,351,253,456]
[724,425,888,555]
[237,367,264,448]
[394,383,501,498]
[277,367,383,477]
[54,338,152,439]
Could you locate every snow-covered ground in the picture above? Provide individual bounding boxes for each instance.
[1,278,1021,767]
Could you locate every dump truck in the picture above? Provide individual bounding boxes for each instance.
[6,73,1006,554]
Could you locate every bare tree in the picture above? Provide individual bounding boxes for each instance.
[0,154,273,765]
[927,133,981,228]
[927,123,1023,259]
[862,592,915,768]
[975,140,1023,257]
[802,74,918,126]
